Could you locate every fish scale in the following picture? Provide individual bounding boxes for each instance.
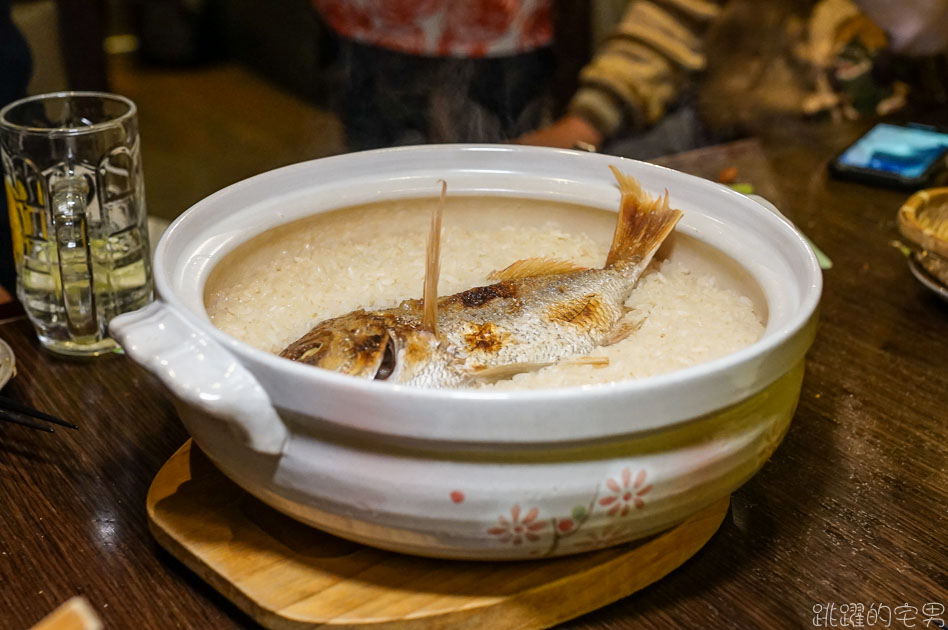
[437,269,630,373]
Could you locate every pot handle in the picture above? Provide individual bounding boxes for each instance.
[110,301,288,455]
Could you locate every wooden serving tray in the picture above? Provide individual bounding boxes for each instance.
[147,441,729,630]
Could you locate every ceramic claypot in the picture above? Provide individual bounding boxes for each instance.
[111,145,821,560]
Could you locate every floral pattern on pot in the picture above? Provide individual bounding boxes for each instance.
[487,505,547,545]
[482,467,651,556]
[583,522,638,548]
[599,467,652,516]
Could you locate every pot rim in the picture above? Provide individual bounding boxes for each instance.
[153,144,821,410]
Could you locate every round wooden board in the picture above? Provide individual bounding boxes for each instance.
[147,441,729,630]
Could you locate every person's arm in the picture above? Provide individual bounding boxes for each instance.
[519,0,723,149]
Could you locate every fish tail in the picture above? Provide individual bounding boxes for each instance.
[605,166,683,269]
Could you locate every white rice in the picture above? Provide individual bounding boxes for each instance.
[204,196,763,389]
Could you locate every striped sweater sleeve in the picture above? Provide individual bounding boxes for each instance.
[568,0,724,139]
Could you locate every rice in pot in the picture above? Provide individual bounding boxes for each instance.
[204,196,763,388]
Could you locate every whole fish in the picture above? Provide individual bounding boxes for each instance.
[280,167,682,387]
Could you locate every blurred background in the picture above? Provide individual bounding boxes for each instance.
[7,0,947,222]
[9,0,346,222]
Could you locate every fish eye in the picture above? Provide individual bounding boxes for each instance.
[299,342,324,361]
[374,339,396,380]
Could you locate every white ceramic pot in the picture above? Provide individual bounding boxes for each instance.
[111,145,821,560]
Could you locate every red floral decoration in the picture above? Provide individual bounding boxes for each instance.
[598,467,652,516]
[487,504,547,545]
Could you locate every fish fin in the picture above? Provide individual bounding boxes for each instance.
[605,166,683,269]
[562,355,610,368]
[421,180,446,333]
[470,356,609,384]
[601,319,642,346]
[488,257,587,282]
[468,361,555,383]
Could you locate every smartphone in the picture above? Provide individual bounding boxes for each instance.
[829,122,948,189]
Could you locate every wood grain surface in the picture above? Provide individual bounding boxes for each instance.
[148,442,728,630]
[1,120,946,630]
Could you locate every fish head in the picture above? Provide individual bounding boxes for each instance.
[280,311,397,380]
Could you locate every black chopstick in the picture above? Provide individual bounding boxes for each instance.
[0,409,54,432]
[0,396,78,431]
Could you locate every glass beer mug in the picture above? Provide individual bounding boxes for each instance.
[0,92,153,356]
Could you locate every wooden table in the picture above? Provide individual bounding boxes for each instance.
[1,120,946,629]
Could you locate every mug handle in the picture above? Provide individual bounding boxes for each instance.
[110,301,288,456]
[51,176,98,338]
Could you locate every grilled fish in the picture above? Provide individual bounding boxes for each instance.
[280,167,682,387]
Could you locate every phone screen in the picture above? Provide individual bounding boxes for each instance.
[836,123,948,180]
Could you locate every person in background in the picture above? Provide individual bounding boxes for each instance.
[312,0,724,154]
[0,0,33,295]
[531,0,948,145]
[314,1,947,155]
[313,0,558,151]
[519,0,723,153]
